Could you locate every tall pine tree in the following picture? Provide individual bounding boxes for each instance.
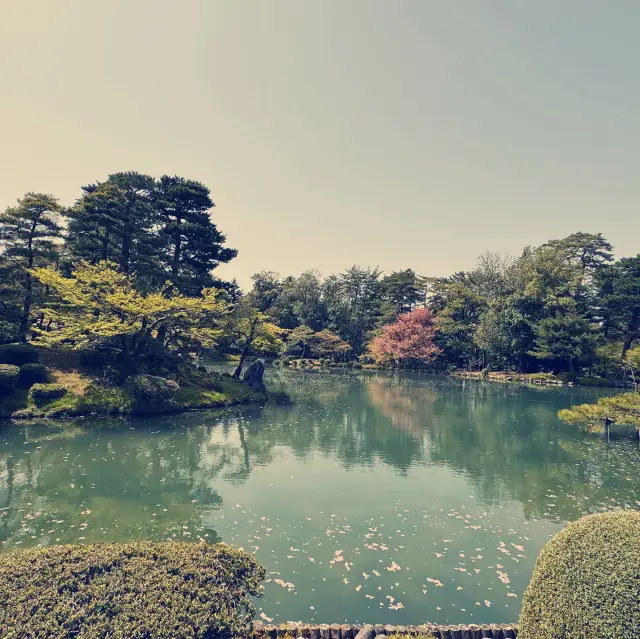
[0,193,63,340]
[66,182,128,265]
[155,175,237,295]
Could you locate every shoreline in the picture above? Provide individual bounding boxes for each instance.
[253,622,518,638]
[1,351,283,420]
[274,359,632,388]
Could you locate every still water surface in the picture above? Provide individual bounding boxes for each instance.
[1,369,639,625]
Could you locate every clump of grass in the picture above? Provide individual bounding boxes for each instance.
[50,369,90,395]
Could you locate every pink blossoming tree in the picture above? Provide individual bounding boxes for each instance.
[368,308,441,365]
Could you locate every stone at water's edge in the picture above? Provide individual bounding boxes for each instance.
[243,358,266,392]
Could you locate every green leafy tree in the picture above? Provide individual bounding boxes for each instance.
[289,270,326,330]
[0,255,23,342]
[226,300,284,378]
[286,324,315,359]
[542,232,613,273]
[65,182,129,265]
[378,269,424,325]
[529,299,599,373]
[309,329,351,360]
[249,271,283,313]
[599,255,640,358]
[429,280,486,369]
[31,261,228,377]
[324,266,381,354]
[474,305,512,366]
[155,175,237,295]
[0,193,63,340]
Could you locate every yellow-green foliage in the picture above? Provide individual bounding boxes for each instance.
[558,392,640,430]
[518,510,640,639]
[28,382,67,405]
[0,541,265,639]
[31,260,227,351]
[625,345,640,376]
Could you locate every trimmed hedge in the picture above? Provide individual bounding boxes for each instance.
[518,510,640,639]
[0,342,39,365]
[18,362,49,386]
[0,364,20,388]
[28,382,67,405]
[0,541,265,638]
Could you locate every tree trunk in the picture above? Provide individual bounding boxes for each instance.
[101,228,109,262]
[120,225,132,274]
[233,318,258,379]
[18,224,37,342]
[171,216,182,281]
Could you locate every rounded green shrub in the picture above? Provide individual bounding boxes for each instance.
[0,541,265,639]
[125,374,180,413]
[518,510,640,639]
[0,342,39,365]
[28,382,67,405]
[18,362,49,386]
[0,364,20,388]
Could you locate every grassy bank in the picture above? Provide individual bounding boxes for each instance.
[0,344,270,420]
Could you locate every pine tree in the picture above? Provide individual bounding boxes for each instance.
[0,193,63,340]
[529,299,599,374]
[66,182,128,265]
[155,175,237,295]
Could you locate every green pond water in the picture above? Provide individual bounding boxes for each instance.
[1,369,639,626]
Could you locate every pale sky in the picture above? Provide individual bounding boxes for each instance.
[1,1,639,287]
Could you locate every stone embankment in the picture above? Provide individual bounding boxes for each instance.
[254,622,517,639]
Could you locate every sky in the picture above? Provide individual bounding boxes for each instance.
[1,1,639,288]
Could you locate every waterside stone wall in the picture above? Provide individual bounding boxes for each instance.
[253,622,517,639]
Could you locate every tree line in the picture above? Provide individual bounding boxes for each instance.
[1,174,639,381]
[249,233,640,379]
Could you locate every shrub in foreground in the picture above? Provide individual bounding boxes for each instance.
[0,364,20,389]
[18,362,49,386]
[518,510,640,639]
[0,342,39,365]
[0,540,265,639]
[28,382,67,405]
[124,374,180,413]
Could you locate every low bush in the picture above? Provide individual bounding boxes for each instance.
[28,383,67,405]
[518,510,640,639]
[0,540,265,639]
[0,342,39,365]
[125,374,180,413]
[0,364,20,389]
[18,362,49,386]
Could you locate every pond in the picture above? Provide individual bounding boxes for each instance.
[1,369,639,626]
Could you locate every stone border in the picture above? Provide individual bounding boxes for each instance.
[253,623,518,639]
